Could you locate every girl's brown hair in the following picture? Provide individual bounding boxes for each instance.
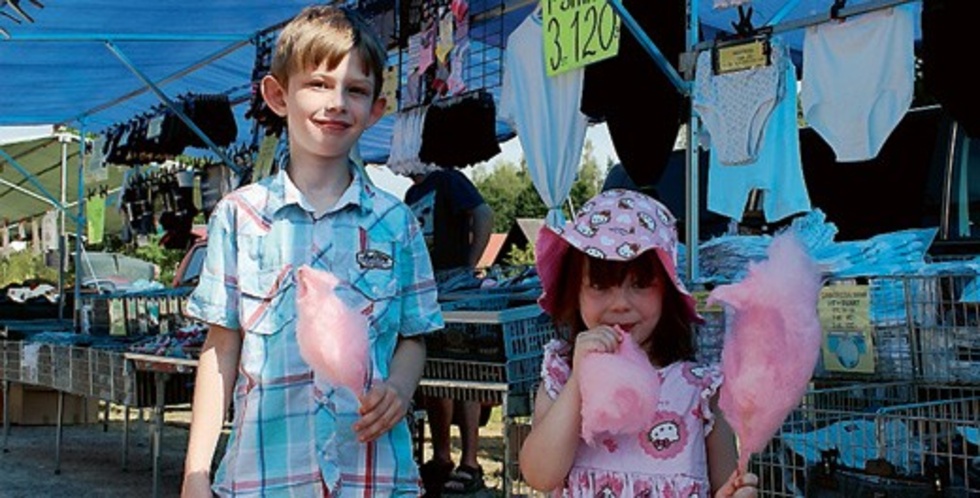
[550,250,695,367]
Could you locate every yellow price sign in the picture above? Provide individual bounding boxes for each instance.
[714,39,769,74]
[818,285,875,373]
[381,65,399,116]
[543,0,621,77]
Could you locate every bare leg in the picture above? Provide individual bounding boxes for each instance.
[425,396,455,464]
[457,401,481,469]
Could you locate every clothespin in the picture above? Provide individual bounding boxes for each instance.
[1,1,34,23]
[731,5,756,37]
[830,0,847,20]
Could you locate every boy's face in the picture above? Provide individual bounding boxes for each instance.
[262,51,385,164]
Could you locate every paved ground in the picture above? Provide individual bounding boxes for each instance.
[0,403,523,498]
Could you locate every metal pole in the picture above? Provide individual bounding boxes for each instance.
[104,42,243,177]
[122,405,130,471]
[0,147,70,214]
[0,178,58,205]
[55,391,64,474]
[685,0,700,283]
[59,135,68,321]
[2,380,9,453]
[152,373,167,498]
[75,124,86,332]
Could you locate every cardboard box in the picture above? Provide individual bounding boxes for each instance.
[0,384,100,426]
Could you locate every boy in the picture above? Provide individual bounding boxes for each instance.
[180,6,443,497]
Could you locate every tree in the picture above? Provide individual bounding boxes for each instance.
[472,138,607,233]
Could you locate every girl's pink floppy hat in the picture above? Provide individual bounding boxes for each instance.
[535,188,703,323]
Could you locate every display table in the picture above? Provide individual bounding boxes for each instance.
[124,352,198,498]
[0,340,196,498]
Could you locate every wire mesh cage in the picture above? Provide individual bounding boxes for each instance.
[753,381,980,497]
[0,341,192,408]
[906,274,980,384]
[503,415,549,498]
[0,339,21,384]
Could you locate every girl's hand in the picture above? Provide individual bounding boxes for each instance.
[353,380,409,443]
[714,471,758,498]
[571,325,622,375]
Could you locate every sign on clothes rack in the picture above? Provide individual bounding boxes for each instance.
[543,0,621,76]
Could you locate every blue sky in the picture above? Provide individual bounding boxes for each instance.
[367,122,619,199]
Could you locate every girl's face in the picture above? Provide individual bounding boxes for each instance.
[578,257,666,350]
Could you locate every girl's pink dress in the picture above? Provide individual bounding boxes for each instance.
[541,339,723,498]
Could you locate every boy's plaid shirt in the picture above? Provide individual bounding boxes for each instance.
[186,166,443,497]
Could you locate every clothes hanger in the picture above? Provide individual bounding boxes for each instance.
[0,1,35,24]
[830,0,847,20]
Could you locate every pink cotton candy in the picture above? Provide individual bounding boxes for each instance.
[579,327,661,447]
[296,265,370,395]
[707,232,823,473]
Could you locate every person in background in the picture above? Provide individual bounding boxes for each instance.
[602,161,661,200]
[520,189,758,497]
[404,167,493,495]
[180,6,443,497]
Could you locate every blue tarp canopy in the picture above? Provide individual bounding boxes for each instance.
[0,0,920,178]
[0,0,920,144]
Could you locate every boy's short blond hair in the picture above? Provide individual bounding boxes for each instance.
[270,5,386,100]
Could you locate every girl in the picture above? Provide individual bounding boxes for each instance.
[520,189,758,497]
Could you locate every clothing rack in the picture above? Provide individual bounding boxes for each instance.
[676,0,922,282]
[691,0,922,53]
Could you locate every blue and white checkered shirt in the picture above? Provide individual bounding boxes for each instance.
[186,164,443,497]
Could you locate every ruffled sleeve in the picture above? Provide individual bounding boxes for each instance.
[540,338,572,400]
[696,364,724,436]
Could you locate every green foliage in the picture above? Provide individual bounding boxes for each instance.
[472,138,606,233]
[0,250,60,287]
[503,242,535,267]
[101,234,184,287]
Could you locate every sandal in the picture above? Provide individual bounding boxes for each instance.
[443,464,484,494]
[419,459,454,496]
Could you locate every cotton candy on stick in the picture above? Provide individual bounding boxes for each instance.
[706,232,823,473]
[579,325,661,446]
[296,265,370,396]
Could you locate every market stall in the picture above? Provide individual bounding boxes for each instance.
[2,0,980,497]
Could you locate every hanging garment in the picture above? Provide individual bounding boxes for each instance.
[580,0,686,188]
[386,107,439,177]
[694,40,785,165]
[41,210,59,252]
[85,135,109,183]
[707,44,810,223]
[87,193,106,245]
[30,217,40,254]
[713,0,751,8]
[800,4,917,162]
[418,90,499,168]
[499,10,588,226]
[921,0,980,138]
